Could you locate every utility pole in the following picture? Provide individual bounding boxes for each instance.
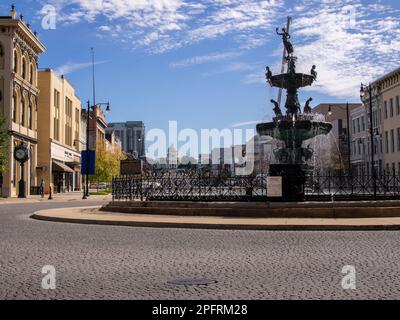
[277,16,292,108]
[367,85,377,199]
[346,102,351,172]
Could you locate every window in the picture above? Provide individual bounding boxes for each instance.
[396,96,400,116]
[390,98,394,117]
[12,94,17,122]
[352,119,356,134]
[65,97,73,146]
[53,89,60,141]
[74,108,80,150]
[29,64,33,84]
[385,131,389,154]
[28,101,32,129]
[384,101,388,119]
[361,116,365,131]
[22,58,27,79]
[13,51,18,73]
[357,118,360,133]
[391,129,395,153]
[398,128,400,152]
[20,98,25,126]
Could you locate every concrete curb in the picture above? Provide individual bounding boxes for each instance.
[31,207,400,231]
[101,201,400,218]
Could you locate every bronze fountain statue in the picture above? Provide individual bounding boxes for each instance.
[257,26,332,201]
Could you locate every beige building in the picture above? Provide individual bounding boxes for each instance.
[105,130,122,153]
[377,67,400,174]
[37,69,82,194]
[359,67,400,175]
[0,6,45,197]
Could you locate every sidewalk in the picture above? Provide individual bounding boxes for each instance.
[31,206,400,231]
[0,192,111,204]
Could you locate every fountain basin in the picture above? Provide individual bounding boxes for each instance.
[269,73,315,89]
[257,120,332,148]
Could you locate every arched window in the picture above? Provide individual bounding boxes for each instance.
[22,58,27,79]
[20,96,25,126]
[12,93,17,122]
[29,64,33,84]
[13,51,18,73]
[28,101,32,129]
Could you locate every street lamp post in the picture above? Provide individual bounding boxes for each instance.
[328,103,351,172]
[83,100,110,199]
[360,83,377,198]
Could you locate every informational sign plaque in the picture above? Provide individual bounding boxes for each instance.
[120,159,142,175]
[267,176,282,197]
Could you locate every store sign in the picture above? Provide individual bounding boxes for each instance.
[267,176,282,197]
[51,143,79,163]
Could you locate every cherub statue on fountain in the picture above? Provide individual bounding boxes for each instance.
[265,66,272,84]
[304,97,313,114]
[271,99,282,118]
[311,65,317,80]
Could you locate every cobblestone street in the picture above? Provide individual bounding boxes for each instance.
[1,201,400,300]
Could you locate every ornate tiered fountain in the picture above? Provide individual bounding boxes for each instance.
[257,27,332,201]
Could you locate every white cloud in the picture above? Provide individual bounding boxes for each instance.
[54,60,109,75]
[170,51,241,68]
[288,0,400,98]
[45,0,283,52]
[231,120,264,128]
[44,0,400,101]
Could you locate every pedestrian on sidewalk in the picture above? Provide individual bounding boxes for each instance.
[40,179,45,198]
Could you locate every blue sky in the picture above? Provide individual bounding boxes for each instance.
[4,0,400,137]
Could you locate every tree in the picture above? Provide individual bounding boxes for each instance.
[0,113,9,175]
[89,141,125,186]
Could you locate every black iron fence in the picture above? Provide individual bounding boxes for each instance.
[112,170,400,202]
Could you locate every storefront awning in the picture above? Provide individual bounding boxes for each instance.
[52,160,75,173]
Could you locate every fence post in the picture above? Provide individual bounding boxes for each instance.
[140,173,143,202]
[328,169,332,198]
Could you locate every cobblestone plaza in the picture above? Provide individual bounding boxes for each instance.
[1,201,400,300]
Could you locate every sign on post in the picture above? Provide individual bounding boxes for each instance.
[81,150,96,175]
[267,176,282,197]
[120,159,142,175]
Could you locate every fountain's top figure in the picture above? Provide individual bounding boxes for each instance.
[266,27,317,118]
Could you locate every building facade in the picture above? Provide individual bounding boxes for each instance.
[37,69,82,194]
[105,130,122,153]
[84,105,108,151]
[349,105,369,176]
[313,103,362,170]
[0,7,45,197]
[106,121,145,158]
[378,68,400,175]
